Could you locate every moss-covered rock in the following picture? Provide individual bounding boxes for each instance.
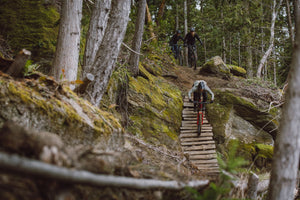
[207,90,277,145]
[227,64,246,78]
[225,140,273,170]
[127,64,183,150]
[200,56,231,79]
[0,72,122,145]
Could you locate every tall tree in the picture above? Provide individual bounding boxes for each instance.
[82,0,111,79]
[145,3,157,43]
[52,0,83,83]
[156,0,167,26]
[267,0,300,199]
[129,0,147,77]
[257,0,283,78]
[83,0,131,106]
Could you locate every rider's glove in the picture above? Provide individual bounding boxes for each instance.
[189,99,192,103]
[210,100,214,103]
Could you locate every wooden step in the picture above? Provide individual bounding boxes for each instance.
[184,150,216,155]
[180,137,213,142]
[181,140,215,146]
[182,144,216,151]
[189,154,217,160]
[181,120,209,125]
[180,126,212,130]
[180,132,213,138]
[191,159,218,165]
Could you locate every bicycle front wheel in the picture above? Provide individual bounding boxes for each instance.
[197,113,202,136]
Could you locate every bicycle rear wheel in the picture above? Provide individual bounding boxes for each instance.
[178,52,183,66]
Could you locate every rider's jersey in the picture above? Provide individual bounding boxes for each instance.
[184,32,203,46]
[169,34,184,45]
[188,80,214,100]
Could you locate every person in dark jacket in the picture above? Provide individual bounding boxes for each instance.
[184,27,203,67]
[169,30,184,59]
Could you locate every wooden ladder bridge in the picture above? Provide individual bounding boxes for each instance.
[180,96,219,180]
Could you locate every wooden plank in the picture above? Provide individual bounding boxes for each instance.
[180,126,212,130]
[180,125,212,129]
[191,159,218,164]
[184,150,216,155]
[180,132,213,138]
[183,144,216,151]
[180,137,213,142]
[181,121,209,125]
[189,154,217,160]
[181,140,215,146]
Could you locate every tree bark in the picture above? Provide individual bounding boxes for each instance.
[83,0,131,106]
[0,152,209,190]
[257,0,283,78]
[184,0,188,66]
[82,0,112,79]
[285,0,295,47]
[145,3,156,42]
[129,0,146,76]
[52,0,83,83]
[156,0,167,26]
[267,1,300,199]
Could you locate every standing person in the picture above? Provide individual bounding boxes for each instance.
[169,30,184,59]
[188,80,214,112]
[184,27,203,68]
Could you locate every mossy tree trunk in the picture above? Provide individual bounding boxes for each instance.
[129,0,146,77]
[83,0,131,106]
[51,0,82,83]
[267,1,300,199]
[82,0,111,79]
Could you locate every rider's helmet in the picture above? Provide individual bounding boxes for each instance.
[176,30,181,34]
[190,27,195,32]
[198,81,205,91]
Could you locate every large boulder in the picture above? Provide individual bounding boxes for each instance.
[206,89,277,146]
[200,56,231,79]
[0,72,122,146]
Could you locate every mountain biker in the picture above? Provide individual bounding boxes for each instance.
[169,30,184,59]
[184,27,203,68]
[188,80,214,112]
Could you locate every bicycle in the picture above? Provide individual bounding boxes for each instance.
[177,44,184,66]
[188,45,197,70]
[193,100,212,136]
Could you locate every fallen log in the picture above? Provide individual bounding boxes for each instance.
[0,152,209,190]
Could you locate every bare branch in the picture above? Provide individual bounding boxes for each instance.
[0,152,209,190]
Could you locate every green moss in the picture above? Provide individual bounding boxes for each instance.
[255,144,273,159]
[127,64,182,148]
[4,76,121,140]
[227,64,246,77]
[0,0,59,61]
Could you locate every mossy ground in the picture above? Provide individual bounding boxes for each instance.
[0,0,59,63]
[0,73,121,143]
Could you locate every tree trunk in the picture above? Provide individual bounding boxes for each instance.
[156,0,167,26]
[83,0,131,106]
[145,3,156,43]
[52,0,83,83]
[257,0,283,78]
[184,0,188,66]
[82,0,111,79]
[176,4,179,30]
[267,1,300,199]
[129,0,146,77]
[285,0,295,47]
